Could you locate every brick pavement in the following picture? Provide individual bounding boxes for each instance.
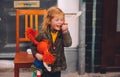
[0,60,120,77]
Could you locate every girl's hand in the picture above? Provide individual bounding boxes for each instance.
[35,53,43,61]
[61,22,68,33]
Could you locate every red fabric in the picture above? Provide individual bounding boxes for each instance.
[42,49,55,64]
[26,28,38,38]
[26,28,38,45]
[26,28,55,64]
[37,40,49,54]
[37,40,55,64]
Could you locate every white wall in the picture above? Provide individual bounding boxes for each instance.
[58,0,79,47]
[57,0,79,13]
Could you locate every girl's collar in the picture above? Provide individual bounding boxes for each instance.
[50,28,58,33]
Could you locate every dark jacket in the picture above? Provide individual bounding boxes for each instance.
[31,28,72,72]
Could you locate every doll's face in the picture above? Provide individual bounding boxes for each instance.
[50,15,64,31]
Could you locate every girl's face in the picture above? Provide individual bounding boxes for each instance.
[50,15,64,31]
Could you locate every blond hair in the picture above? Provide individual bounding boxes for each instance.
[40,6,65,32]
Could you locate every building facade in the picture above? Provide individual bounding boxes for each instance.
[0,0,120,74]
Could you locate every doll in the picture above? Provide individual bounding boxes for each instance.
[26,28,55,77]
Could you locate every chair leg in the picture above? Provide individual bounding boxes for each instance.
[14,65,19,77]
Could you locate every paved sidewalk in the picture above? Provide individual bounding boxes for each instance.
[0,71,81,77]
[0,60,80,77]
[0,71,120,77]
[0,60,120,77]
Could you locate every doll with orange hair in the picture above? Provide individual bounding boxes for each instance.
[26,28,55,77]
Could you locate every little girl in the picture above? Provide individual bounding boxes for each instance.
[31,6,72,77]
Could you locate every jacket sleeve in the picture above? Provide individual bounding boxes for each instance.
[62,30,72,47]
[30,43,37,58]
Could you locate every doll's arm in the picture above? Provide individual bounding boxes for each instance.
[35,53,43,61]
[43,62,51,72]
